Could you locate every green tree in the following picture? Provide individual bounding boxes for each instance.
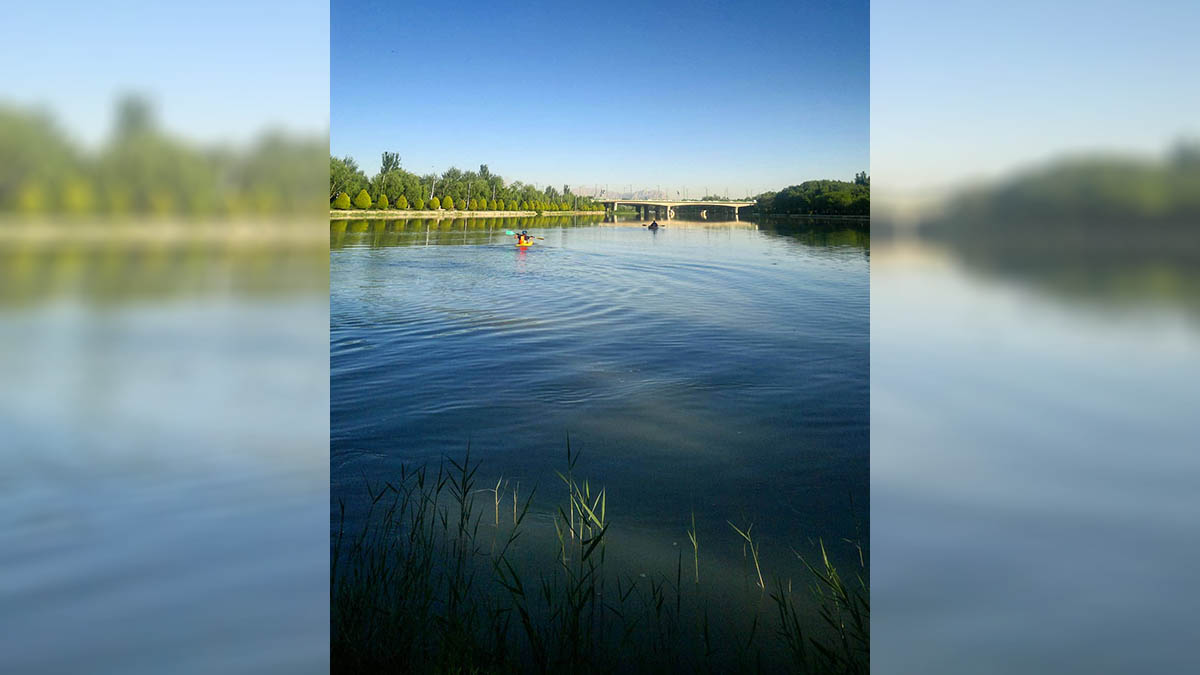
[376,193,389,209]
[333,191,351,209]
[380,151,401,174]
[113,94,154,139]
[373,169,413,209]
[413,197,425,210]
[353,188,372,209]
[469,198,478,210]
[488,198,497,210]
[429,196,440,209]
[331,155,368,201]
[442,195,454,209]
[396,195,408,209]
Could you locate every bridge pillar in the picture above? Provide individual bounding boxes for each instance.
[667,206,674,220]
[700,209,707,219]
[734,206,739,220]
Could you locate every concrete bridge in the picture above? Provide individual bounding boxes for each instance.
[598,199,756,220]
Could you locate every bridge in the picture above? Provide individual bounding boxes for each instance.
[597,199,756,220]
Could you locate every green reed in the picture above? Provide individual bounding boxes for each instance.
[331,443,868,674]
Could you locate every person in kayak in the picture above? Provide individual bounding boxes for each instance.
[648,220,659,230]
[514,230,531,245]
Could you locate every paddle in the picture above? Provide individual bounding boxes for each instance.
[504,230,545,239]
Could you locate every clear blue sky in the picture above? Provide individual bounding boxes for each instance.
[873,0,1200,210]
[332,0,868,197]
[1,0,329,147]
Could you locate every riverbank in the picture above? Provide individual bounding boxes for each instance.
[1,218,327,304]
[763,213,870,222]
[330,209,602,219]
[0,217,328,247]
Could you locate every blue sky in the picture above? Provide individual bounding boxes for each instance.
[872,0,1200,209]
[1,0,329,147]
[332,0,868,196]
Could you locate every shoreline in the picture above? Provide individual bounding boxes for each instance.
[330,209,603,219]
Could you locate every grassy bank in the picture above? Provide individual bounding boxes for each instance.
[331,446,868,674]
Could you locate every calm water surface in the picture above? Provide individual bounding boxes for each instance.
[0,298,328,674]
[331,217,869,591]
[873,237,1200,673]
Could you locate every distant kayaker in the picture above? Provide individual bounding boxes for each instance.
[514,230,531,245]
[648,220,659,230]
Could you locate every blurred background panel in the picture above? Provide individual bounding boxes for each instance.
[872,1,1199,672]
[0,2,329,674]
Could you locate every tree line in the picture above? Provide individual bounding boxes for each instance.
[331,153,604,212]
[752,173,870,216]
[2,96,325,216]
[921,143,1200,234]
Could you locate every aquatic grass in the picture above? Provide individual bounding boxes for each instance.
[331,443,868,674]
[728,519,765,590]
[768,539,869,675]
[687,510,700,584]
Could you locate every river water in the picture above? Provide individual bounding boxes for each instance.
[0,238,329,674]
[330,215,870,622]
[872,235,1200,673]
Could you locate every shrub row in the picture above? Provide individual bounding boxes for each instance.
[331,189,603,212]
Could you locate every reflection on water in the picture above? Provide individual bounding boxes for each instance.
[1,221,328,305]
[330,215,608,250]
[0,226,328,674]
[873,234,1200,672]
[918,227,1200,318]
[331,218,869,656]
[331,214,870,251]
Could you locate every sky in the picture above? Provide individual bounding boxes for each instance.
[6,0,1194,204]
[872,0,1200,213]
[1,0,329,148]
[331,0,869,197]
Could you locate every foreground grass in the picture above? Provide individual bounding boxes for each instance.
[331,445,868,674]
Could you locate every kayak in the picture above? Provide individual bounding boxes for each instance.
[516,241,533,248]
